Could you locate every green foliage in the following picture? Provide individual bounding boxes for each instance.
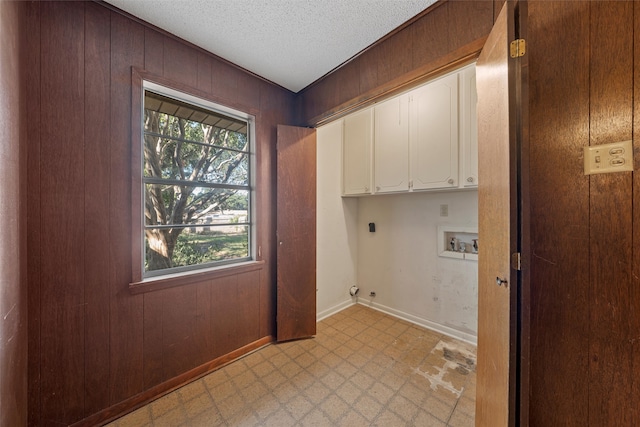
[220,191,248,211]
[142,94,252,271]
[172,232,249,268]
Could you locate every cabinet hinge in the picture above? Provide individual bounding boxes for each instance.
[510,39,526,58]
[511,252,521,271]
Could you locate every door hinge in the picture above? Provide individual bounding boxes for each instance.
[510,39,526,58]
[511,252,521,271]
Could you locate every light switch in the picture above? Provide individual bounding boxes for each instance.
[584,140,633,175]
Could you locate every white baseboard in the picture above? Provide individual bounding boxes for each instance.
[355,300,477,346]
[316,298,355,322]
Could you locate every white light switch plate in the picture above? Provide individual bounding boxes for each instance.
[584,140,633,175]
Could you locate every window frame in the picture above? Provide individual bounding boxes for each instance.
[130,71,259,289]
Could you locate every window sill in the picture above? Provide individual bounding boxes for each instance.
[129,260,265,295]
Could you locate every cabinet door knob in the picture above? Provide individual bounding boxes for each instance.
[467,177,474,183]
[448,178,454,185]
[364,186,369,192]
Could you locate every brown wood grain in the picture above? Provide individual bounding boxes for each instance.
[108,9,145,405]
[193,281,214,367]
[236,71,263,112]
[23,2,286,424]
[211,59,239,104]
[254,107,277,340]
[527,2,591,424]
[70,336,273,427]
[376,27,413,85]
[0,2,28,425]
[162,286,199,379]
[164,35,198,89]
[356,54,377,99]
[257,88,296,340]
[39,3,86,422]
[516,2,531,423]
[83,1,112,417]
[336,59,360,108]
[211,275,240,357]
[276,125,317,342]
[26,1,42,425]
[448,0,494,54]
[18,0,511,423]
[633,4,640,425]
[588,2,634,425]
[475,4,516,424]
[259,268,275,340]
[144,27,164,75]
[196,52,213,94]
[297,0,493,126]
[142,292,164,389]
[494,0,506,21]
[236,271,261,345]
[411,2,450,73]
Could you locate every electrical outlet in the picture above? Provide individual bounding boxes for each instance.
[584,140,633,175]
[369,291,376,297]
[440,204,448,217]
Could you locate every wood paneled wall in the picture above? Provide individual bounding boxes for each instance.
[296,0,497,126]
[0,1,28,425]
[525,2,639,425]
[24,2,294,425]
[19,0,640,425]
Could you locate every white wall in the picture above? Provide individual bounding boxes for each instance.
[316,120,478,344]
[356,191,478,343]
[316,120,359,319]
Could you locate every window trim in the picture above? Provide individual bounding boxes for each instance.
[130,70,258,289]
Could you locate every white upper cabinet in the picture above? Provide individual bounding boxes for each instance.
[374,93,410,193]
[409,72,459,190]
[340,62,477,197]
[460,64,478,187]
[342,109,373,195]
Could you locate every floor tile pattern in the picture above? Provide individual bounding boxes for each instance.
[106,304,476,426]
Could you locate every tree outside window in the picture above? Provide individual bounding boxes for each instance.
[143,90,252,276]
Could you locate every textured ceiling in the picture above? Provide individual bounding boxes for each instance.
[105,0,438,92]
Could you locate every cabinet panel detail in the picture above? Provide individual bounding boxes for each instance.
[374,94,409,193]
[410,73,459,190]
[461,64,478,187]
[342,110,372,195]
[340,63,477,198]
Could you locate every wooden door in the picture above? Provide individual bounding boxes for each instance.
[475,2,521,425]
[409,73,459,190]
[276,125,317,342]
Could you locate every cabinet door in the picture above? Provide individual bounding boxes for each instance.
[409,73,459,190]
[374,94,409,193]
[461,64,478,187]
[342,109,372,195]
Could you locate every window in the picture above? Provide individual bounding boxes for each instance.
[141,83,254,277]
